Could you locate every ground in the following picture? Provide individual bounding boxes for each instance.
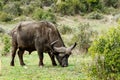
[0,52,91,80]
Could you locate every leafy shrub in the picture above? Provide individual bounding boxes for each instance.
[56,0,81,15]
[86,11,104,20]
[89,25,120,79]
[3,2,22,16]
[71,23,98,53]
[0,12,13,22]
[1,34,11,56]
[55,0,104,15]
[32,8,56,23]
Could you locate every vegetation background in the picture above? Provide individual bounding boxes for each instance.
[0,0,120,80]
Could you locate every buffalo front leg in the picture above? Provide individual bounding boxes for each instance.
[10,46,17,66]
[38,51,44,67]
[18,50,25,66]
[48,52,57,66]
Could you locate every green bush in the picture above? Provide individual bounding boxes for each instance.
[56,0,81,15]
[3,2,22,16]
[54,0,105,15]
[32,8,56,23]
[0,12,13,22]
[86,11,104,20]
[71,23,98,53]
[41,0,53,6]
[89,25,120,79]
[1,34,11,56]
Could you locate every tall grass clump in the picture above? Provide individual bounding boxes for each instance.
[32,8,56,23]
[71,23,98,53]
[89,25,120,80]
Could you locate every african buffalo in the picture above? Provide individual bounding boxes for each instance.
[10,21,76,67]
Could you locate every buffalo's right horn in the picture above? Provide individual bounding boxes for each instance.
[68,42,77,51]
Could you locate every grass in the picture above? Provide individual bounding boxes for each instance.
[0,52,91,80]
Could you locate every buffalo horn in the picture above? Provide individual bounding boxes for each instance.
[68,42,77,51]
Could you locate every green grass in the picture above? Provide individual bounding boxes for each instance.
[0,52,91,80]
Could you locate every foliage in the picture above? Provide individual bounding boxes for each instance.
[86,11,104,20]
[0,12,13,22]
[71,23,98,53]
[0,0,119,17]
[32,8,56,23]
[55,0,82,15]
[89,25,120,79]
[0,34,11,56]
[55,0,104,15]
[3,2,22,16]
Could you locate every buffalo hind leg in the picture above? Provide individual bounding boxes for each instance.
[48,52,57,66]
[18,50,25,66]
[10,46,17,66]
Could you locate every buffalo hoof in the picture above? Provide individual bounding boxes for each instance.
[10,62,14,66]
[20,63,26,66]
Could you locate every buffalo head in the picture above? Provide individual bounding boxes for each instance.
[51,41,77,67]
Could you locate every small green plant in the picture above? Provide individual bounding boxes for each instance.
[89,25,120,80]
[32,8,56,23]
